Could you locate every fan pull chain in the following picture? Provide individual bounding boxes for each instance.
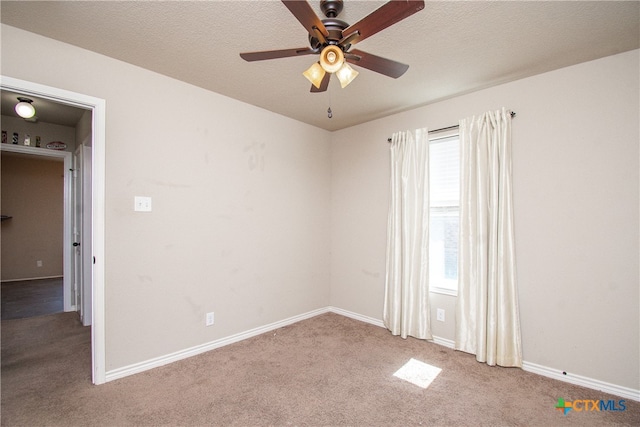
[327,84,333,119]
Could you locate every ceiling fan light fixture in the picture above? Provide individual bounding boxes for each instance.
[319,45,344,73]
[240,0,425,94]
[335,63,359,88]
[303,62,327,89]
[15,97,36,119]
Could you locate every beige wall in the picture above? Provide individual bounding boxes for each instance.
[2,24,637,393]
[1,24,332,370]
[75,110,92,147]
[1,154,64,280]
[331,50,639,390]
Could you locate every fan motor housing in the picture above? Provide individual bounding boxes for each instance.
[308,18,349,51]
[307,0,348,51]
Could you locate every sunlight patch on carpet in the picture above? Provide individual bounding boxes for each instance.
[393,358,442,389]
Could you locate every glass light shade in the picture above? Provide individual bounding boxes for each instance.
[335,63,359,88]
[303,62,326,89]
[319,45,344,73]
[15,101,36,119]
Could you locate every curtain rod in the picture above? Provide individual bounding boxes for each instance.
[387,111,516,142]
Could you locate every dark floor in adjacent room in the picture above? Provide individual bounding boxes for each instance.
[1,277,63,320]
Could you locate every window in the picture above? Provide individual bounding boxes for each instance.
[429,134,459,296]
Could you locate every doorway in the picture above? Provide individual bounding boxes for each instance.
[1,149,67,319]
[1,76,106,384]
[1,145,74,310]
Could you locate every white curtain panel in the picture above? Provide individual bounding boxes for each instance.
[455,108,522,367]
[384,129,432,340]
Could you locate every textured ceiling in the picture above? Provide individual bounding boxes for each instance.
[1,1,638,131]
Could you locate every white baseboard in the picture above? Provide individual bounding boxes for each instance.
[327,306,455,348]
[104,305,640,402]
[431,335,455,349]
[327,306,384,328]
[522,361,640,402]
[105,307,330,382]
[328,307,639,402]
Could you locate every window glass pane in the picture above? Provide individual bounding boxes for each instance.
[429,135,459,294]
[430,138,459,206]
[429,207,459,291]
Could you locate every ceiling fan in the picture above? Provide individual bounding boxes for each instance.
[240,0,425,92]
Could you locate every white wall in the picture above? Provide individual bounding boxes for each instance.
[331,49,639,391]
[1,24,332,370]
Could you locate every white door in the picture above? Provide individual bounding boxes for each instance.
[73,148,82,314]
[73,143,93,326]
[81,144,92,326]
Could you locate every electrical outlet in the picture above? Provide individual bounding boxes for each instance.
[36,260,43,267]
[205,312,214,326]
[134,196,152,212]
[436,308,445,322]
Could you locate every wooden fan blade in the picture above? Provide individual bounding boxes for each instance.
[310,72,331,93]
[281,0,329,39]
[342,0,425,45]
[240,47,316,62]
[346,49,409,78]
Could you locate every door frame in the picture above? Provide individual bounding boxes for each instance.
[1,76,106,385]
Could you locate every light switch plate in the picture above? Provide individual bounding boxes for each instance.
[206,312,214,326]
[134,196,152,212]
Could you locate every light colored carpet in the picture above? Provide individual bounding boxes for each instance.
[1,311,638,426]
